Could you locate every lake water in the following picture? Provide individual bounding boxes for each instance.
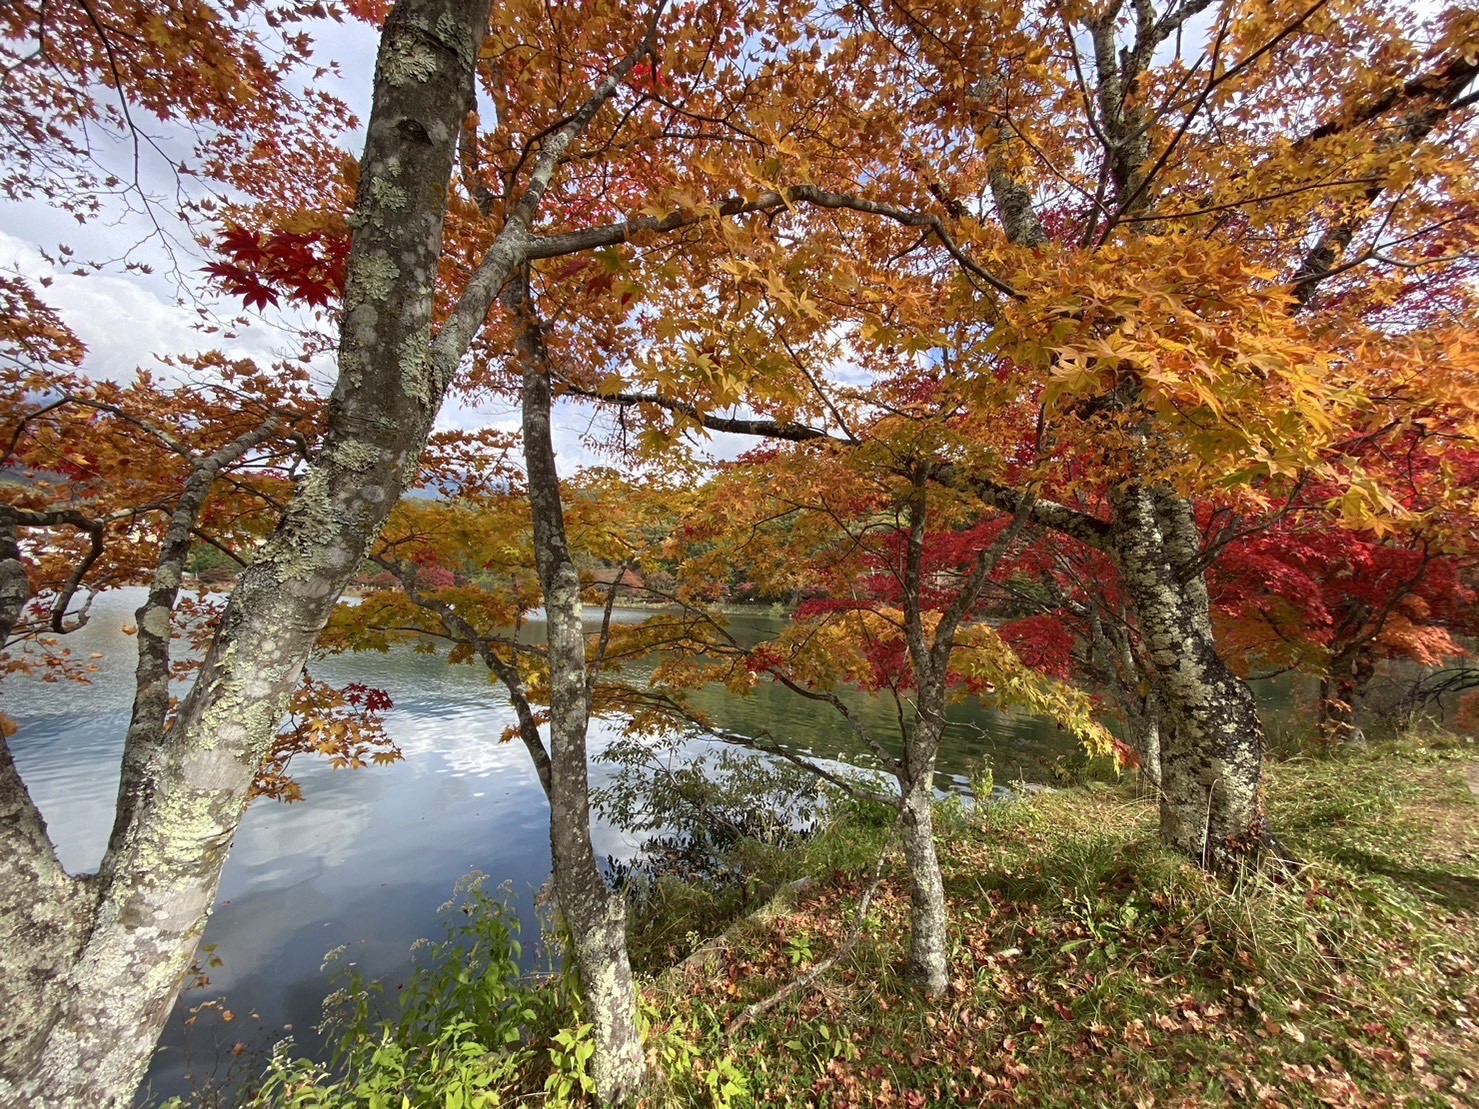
[2,589,1133,1101]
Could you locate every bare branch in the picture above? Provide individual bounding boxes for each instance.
[559,380,854,444]
[1290,52,1478,306]
[725,816,899,1033]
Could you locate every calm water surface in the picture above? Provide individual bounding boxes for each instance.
[3,589,1124,1101]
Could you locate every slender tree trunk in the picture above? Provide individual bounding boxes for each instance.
[889,474,1014,993]
[0,1,490,1101]
[1110,485,1283,871]
[1317,674,1354,738]
[107,421,281,860]
[1126,691,1163,790]
[898,766,948,992]
[1318,649,1372,743]
[0,509,30,645]
[517,277,646,1105]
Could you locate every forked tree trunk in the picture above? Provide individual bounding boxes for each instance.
[1318,648,1373,743]
[1110,485,1283,871]
[0,1,492,1101]
[517,285,646,1105]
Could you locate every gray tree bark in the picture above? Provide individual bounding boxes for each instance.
[0,0,492,1100]
[106,420,282,861]
[0,1,684,1098]
[898,755,948,992]
[890,483,1024,991]
[514,274,647,1104]
[0,509,30,645]
[1127,692,1164,790]
[1109,485,1283,871]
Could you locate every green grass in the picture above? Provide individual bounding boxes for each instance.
[651,735,1479,1107]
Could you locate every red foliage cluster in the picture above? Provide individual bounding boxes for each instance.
[204,224,350,310]
[997,615,1077,681]
[341,681,394,714]
[1213,525,1478,671]
[626,60,672,95]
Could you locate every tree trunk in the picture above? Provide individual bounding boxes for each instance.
[1318,649,1372,743]
[0,740,94,1080]
[1110,485,1282,872]
[0,509,30,645]
[1317,674,1354,739]
[898,769,949,992]
[1126,691,1163,790]
[517,279,646,1105]
[0,0,491,1101]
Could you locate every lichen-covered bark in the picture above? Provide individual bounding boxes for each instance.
[0,735,94,1080]
[898,766,948,992]
[886,481,1028,992]
[0,507,96,1078]
[0,0,490,1101]
[1109,485,1279,871]
[516,276,646,1105]
[2,2,668,1098]
[1126,692,1164,789]
[892,483,953,991]
[0,509,30,645]
[107,419,282,864]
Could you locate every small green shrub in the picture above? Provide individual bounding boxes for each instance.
[242,876,587,1108]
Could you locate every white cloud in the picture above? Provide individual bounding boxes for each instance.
[3,220,649,474]
[0,228,306,382]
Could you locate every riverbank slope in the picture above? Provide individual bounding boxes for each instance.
[237,735,1477,1107]
[650,736,1478,1106]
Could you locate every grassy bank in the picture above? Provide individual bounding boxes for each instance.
[645,736,1478,1107]
[240,736,1477,1107]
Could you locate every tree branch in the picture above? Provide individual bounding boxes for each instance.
[429,3,671,391]
[932,467,1113,551]
[559,380,855,444]
[107,417,283,860]
[371,555,554,795]
[528,184,1022,299]
[1289,52,1479,307]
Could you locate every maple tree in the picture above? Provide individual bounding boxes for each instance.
[583,0,1479,872]
[991,534,1167,782]
[2,0,913,1098]
[0,0,355,293]
[4,0,1479,1103]
[319,388,709,1098]
[1213,504,1479,740]
[0,2,372,1085]
[640,438,1113,992]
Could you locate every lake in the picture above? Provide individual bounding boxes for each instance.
[2,589,1164,1101]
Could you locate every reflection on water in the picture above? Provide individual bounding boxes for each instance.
[2,590,1098,1101]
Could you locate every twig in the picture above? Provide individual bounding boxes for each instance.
[725,817,900,1034]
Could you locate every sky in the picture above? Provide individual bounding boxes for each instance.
[0,11,759,474]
